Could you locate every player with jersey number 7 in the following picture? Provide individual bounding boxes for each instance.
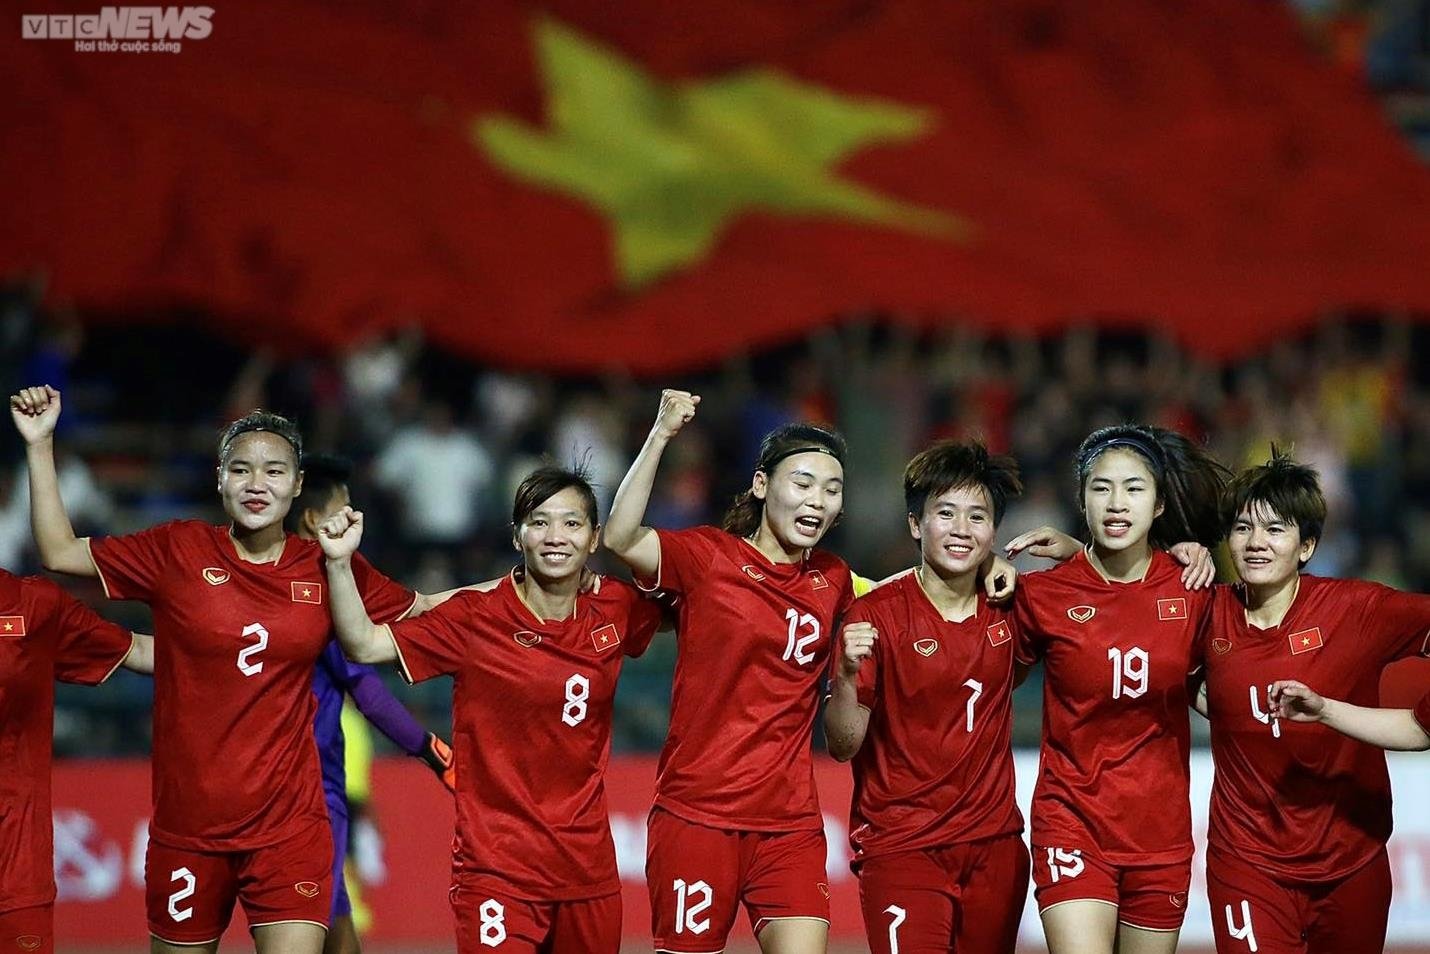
[1192,451,1430,954]
[318,464,666,954]
[10,385,428,954]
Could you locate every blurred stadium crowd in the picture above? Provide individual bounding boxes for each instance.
[4,283,1430,756]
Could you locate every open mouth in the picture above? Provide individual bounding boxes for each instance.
[794,515,823,535]
[541,551,573,563]
[1102,519,1132,537]
[943,542,974,558]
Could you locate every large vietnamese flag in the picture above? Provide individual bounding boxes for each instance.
[3,0,1430,372]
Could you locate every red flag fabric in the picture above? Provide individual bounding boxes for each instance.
[3,1,1429,373]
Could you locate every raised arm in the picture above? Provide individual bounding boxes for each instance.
[604,389,699,579]
[1270,680,1430,752]
[318,507,397,665]
[10,387,96,577]
[825,621,877,761]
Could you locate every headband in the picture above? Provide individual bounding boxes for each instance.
[759,444,842,473]
[1077,434,1164,479]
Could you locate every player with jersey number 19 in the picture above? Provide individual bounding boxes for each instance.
[11,385,419,954]
[1008,424,1228,954]
[1196,452,1430,954]
[604,389,856,954]
[825,441,1030,954]
[319,464,664,954]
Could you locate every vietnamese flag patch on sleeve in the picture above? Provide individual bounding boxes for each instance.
[0,616,25,636]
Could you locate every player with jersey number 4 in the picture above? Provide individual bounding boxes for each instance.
[318,464,665,954]
[1192,451,1430,954]
[10,385,430,954]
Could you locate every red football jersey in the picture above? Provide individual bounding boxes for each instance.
[843,571,1022,863]
[1014,549,1210,865]
[1416,692,1430,737]
[390,573,660,901]
[89,520,414,851]
[1203,576,1430,882]
[0,570,132,912]
[641,526,854,831]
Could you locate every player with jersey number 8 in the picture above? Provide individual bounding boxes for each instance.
[318,464,665,954]
[10,385,424,954]
[1192,452,1430,954]
[1005,424,1228,954]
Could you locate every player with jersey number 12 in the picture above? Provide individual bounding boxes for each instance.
[11,385,420,954]
[604,389,857,954]
[318,464,664,954]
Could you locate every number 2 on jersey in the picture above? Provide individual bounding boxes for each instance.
[237,622,268,677]
[783,609,820,666]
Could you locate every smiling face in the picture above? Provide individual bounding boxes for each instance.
[1081,448,1163,553]
[217,431,302,533]
[1228,501,1315,588]
[752,451,845,551]
[513,486,599,584]
[911,483,996,577]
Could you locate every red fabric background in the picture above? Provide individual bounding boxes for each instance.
[4,2,1430,372]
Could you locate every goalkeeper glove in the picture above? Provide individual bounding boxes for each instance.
[417,732,456,792]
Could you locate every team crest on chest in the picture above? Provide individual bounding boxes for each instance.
[291,581,322,604]
[740,565,766,582]
[202,567,230,586]
[1212,637,1233,655]
[294,881,320,898]
[1157,597,1188,621]
[1067,605,1096,624]
[0,616,25,636]
[808,570,829,590]
[986,620,1012,647]
[590,623,621,653]
[913,638,939,657]
[1288,627,1324,656]
[16,936,41,952]
[513,630,542,648]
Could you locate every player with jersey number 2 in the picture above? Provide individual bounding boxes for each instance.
[1194,451,1430,954]
[11,385,421,954]
[318,464,664,954]
[824,440,1030,954]
[1007,424,1228,954]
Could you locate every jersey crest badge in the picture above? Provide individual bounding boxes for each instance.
[513,630,541,647]
[15,937,40,952]
[1170,891,1187,909]
[1157,597,1188,621]
[0,616,25,636]
[808,570,830,590]
[1212,637,1233,655]
[291,581,323,604]
[1288,626,1324,655]
[740,565,766,582]
[913,638,939,657]
[202,567,230,586]
[591,623,621,653]
[1067,605,1096,624]
[986,620,1012,647]
[294,881,320,898]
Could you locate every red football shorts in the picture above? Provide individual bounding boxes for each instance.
[1206,845,1391,954]
[856,833,1029,954]
[144,819,332,944]
[1031,843,1190,931]
[646,807,831,953]
[0,903,52,953]
[450,884,621,954]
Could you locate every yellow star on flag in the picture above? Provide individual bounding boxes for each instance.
[475,17,970,289]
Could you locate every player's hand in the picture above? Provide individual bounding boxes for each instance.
[417,733,456,793]
[318,506,364,561]
[1269,680,1326,722]
[1004,526,1081,562]
[653,389,699,440]
[9,385,62,445]
[838,621,877,679]
[1169,541,1216,590]
[983,554,1017,604]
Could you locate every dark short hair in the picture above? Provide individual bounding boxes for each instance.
[512,464,599,528]
[286,453,351,532]
[1074,423,1230,549]
[1222,448,1326,545]
[904,440,1022,526]
[218,410,303,468]
[722,423,847,537]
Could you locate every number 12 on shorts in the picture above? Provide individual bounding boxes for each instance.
[673,879,712,935]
